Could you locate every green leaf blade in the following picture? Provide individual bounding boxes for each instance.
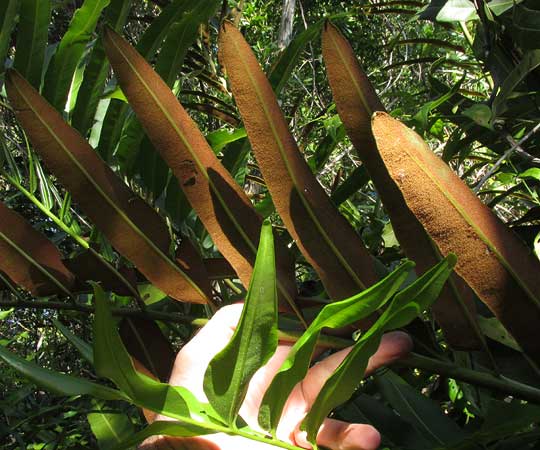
[204,220,279,425]
[300,255,456,445]
[43,0,111,111]
[258,260,414,434]
[0,344,125,401]
[13,0,50,88]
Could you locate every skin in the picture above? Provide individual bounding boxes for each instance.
[140,304,413,450]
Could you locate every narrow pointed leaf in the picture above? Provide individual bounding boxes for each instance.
[0,0,20,73]
[103,27,299,316]
[43,0,111,111]
[258,260,414,434]
[301,255,457,445]
[13,0,50,89]
[204,220,278,425]
[93,284,202,418]
[0,344,125,401]
[219,22,377,301]
[53,318,94,364]
[322,22,481,349]
[0,200,75,296]
[72,0,133,136]
[6,69,210,304]
[372,111,540,363]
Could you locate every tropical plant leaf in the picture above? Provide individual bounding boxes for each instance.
[219,22,377,301]
[492,50,540,120]
[268,20,324,96]
[97,0,202,163]
[0,200,75,296]
[0,0,19,73]
[119,317,175,382]
[322,21,481,350]
[204,220,278,425]
[419,0,478,22]
[513,4,540,50]
[88,403,135,450]
[6,69,211,304]
[301,254,457,445]
[43,0,111,112]
[488,0,525,16]
[115,0,220,198]
[372,112,540,363]
[53,318,94,364]
[102,27,300,318]
[93,284,203,419]
[375,370,467,448]
[63,250,138,297]
[0,344,126,401]
[330,165,370,206]
[258,260,414,435]
[12,0,50,89]
[72,0,133,137]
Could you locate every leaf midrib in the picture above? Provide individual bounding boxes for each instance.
[0,229,73,297]
[327,27,372,116]
[402,140,540,307]
[229,32,366,291]
[107,33,301,315]
[12,77,206,301]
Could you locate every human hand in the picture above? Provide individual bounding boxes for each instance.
[140,304,412,450]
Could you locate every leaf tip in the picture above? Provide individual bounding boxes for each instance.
[446,252,458,268]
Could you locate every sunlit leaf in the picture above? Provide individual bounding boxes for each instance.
[93,284,203,419]
[43,0,111,111]
[204,220,278,425]
[301,255,456,445]
[372,112,540,363]
[259,260,414,434]
[322,22,481,350]
[219,22,378,301]
[6,69,211,303]
[72,0,133,137]
[103,27,300,318]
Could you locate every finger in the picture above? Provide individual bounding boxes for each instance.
[299,331,412,406]
[294,418,381,450]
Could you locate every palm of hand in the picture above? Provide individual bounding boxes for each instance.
[141,304,412,450]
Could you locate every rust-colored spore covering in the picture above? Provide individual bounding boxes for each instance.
[103,27,298,315]
[0,201,75,295]
[322,21,481,350]
[219,22,377,302]
[373,111,540,363]
[6,69,210,304]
